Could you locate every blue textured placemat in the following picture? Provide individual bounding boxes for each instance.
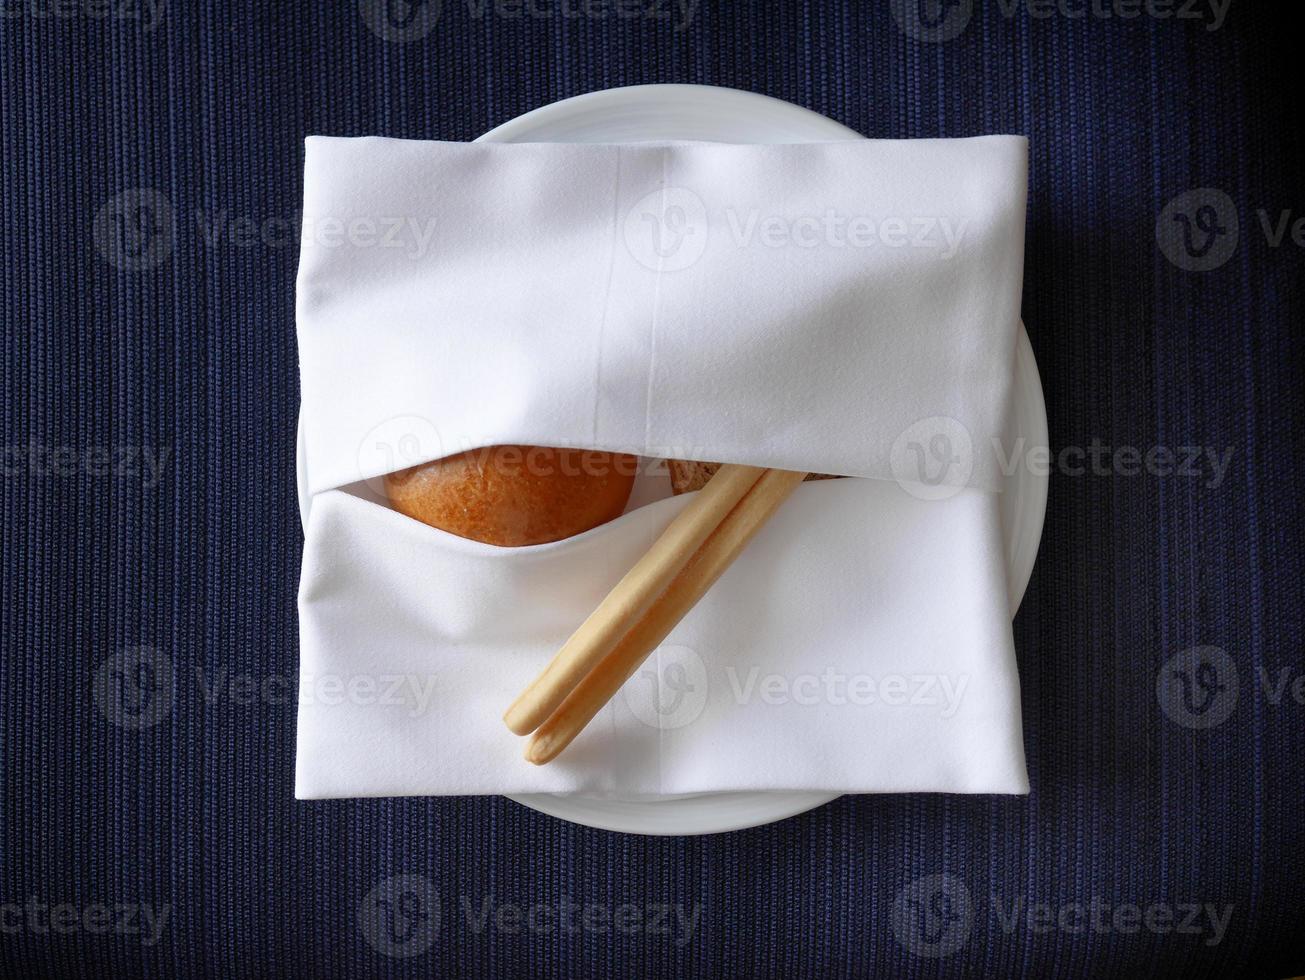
[1,2,1301,977]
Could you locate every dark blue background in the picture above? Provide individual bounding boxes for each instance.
[2,1,1302,976]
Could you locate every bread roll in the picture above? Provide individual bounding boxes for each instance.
[386,445,638,547]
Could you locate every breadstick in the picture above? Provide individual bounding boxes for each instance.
[524,467,807,765]
[503,463,765,735]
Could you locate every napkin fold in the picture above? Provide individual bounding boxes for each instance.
[296,137,1026,494]
[293,136,1030,798]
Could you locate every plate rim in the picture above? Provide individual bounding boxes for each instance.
[293,84,1047,836]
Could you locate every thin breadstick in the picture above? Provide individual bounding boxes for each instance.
[524,467,807,765]
[502,463,766,735]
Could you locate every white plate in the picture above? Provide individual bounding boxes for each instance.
[294,84,1048,836]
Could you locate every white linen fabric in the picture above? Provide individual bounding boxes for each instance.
[294,136,1030,798]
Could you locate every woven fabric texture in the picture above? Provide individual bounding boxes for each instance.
[1,2,1301,977]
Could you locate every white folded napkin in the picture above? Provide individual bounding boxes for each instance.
[294,136,1030,798]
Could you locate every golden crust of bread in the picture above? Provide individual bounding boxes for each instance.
[386,446,638,547]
